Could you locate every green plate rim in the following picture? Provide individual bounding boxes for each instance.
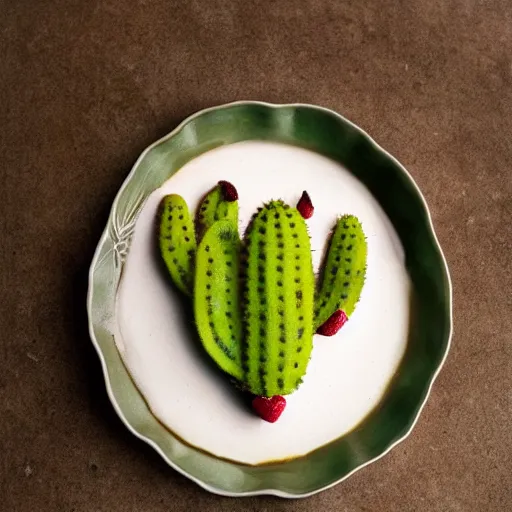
[86,101,453,498]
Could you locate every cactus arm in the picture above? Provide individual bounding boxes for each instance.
[194,219,243,380]
[158,194,196,296]
[242,201,315,397]
[197,182,239,238]
[314,215,367,329]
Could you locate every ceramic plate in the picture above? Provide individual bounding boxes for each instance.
[87,101,452,497]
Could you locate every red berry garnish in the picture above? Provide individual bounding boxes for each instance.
[218,180,239,202]
[316,309,348,336]
[252,395,286,423]
[296,190,314,219]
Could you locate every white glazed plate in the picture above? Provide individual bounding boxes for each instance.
[87,102,452,496]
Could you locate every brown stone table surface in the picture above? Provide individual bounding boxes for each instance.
[1,1,511,510]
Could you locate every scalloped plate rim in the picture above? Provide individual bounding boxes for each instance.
[86,100,453,498]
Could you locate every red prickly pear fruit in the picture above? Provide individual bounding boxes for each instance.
[218,180,239,202]
[297,191,314,219]
[316,309,348,336]
[251,395,287,423]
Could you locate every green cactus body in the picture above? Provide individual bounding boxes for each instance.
[194,219,243,380]
[314,215,367,328]
[158,194,196,296]
[158,185,367,410]
[242,201,315,397]
[197,184,238,236]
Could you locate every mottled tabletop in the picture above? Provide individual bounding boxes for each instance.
[1,1,511,510]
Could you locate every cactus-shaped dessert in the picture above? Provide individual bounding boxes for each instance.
[158,181,367,422]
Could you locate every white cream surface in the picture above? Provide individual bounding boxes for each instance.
[116,141,410,465]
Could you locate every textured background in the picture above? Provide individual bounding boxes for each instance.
[1,0,511,510]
